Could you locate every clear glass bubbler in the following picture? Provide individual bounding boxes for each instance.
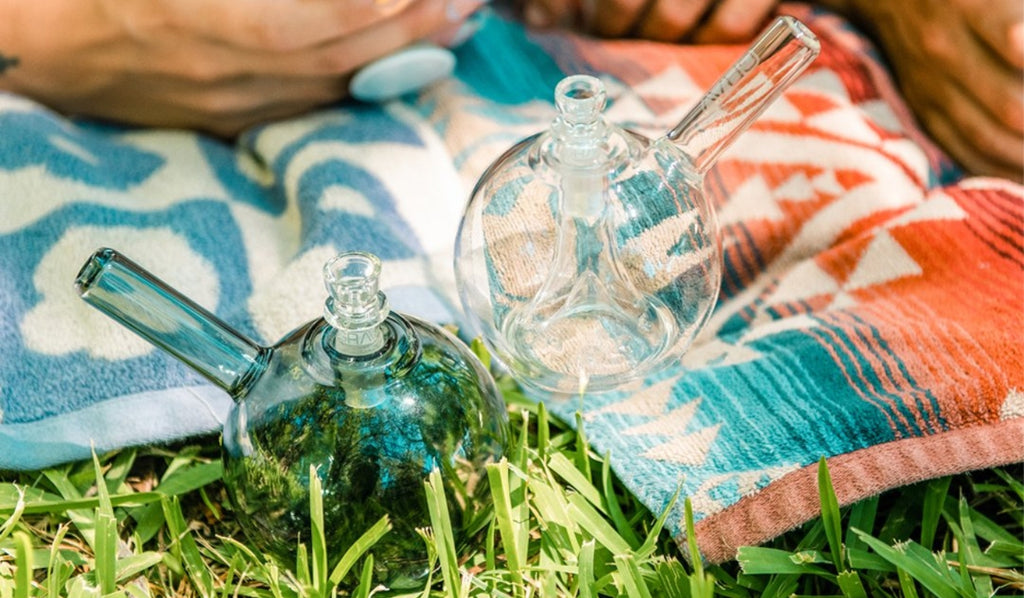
[75,248,509,588]
[454,16,819,394]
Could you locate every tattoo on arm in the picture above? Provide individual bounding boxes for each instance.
[0,53,20,75]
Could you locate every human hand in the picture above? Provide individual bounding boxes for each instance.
[0,0,480,136]
[822,0,1023,181]
[521,0,777,43]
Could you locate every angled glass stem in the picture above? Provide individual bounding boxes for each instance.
[666,15,821,174]
[75,248,266,397]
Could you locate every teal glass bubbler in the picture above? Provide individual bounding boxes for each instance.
[75,248,509,587]
[454,17,819,394]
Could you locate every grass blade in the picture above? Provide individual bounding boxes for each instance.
[844,495,878,555]
[601,454,642,550]
[637,486,680,559]
[162,495,214,595]
[684,497,719,598]
[115,551,165,582]
[817,457,845,571]
[921,476,952,548]
[537,400,550,460]
[684,497,702,577]
[46,524,74,596]
[426,469,460,593]
[296,542,310,588]
[43,467,97,549]
[328,515,391,586]
[0,486,25,543]
[897,566,922,598]
[352,554,376,598]
[953,496,991,597]
[991,468,1023,501]
[566,493,631,555]
[578,539,597,598]
[573,413,592,481]
[14,531,33,598]
[547,452,605,515]
[654,558,689,597]
[487,460,525,574]
[91,448,115,518]
[736,546,834,578]
[614,554,653,598]
[836,569,868,598]
[852,530,959,598]
[93,511,118,594]
[308,465,328,594]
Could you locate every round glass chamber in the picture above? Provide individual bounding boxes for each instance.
[454,16,820,394]
[454,76,721,394]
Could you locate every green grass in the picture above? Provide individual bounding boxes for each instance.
[1,377,1021,597]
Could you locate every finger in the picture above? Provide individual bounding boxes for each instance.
[690,0,778,44]
[911,77,1024,178]
[921,102,1024,181]
[922,15,1024,134]
[522,0,581,28]
[581,0,651,38]
[961,0,1024,68]
[162,0,471,52]
[151,0,478,79]
[301,0,479,75]
[633,0,712,42]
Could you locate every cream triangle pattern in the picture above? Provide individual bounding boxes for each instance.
[806,107,881,144]
[632,64,703,100]
[610,66,699,132]
[587,377,678,420]
[880,139,930,175]
[1000,390,1024,420]
[761,95,804,123]
[686,464,799,515]
[774,171,817,203]
[622,398,701,436]
[810,170,844,196]
[766,261,841,306]
[717,175,785,225]
[682,339,764,369]
[844,230,922,291]
[796,69,849,101]
[859,99,902,133]
[641,423,721,464]
[888,192,968,228]
[604,90,658,129]
[828,291,858,310]
[741,313,820,344]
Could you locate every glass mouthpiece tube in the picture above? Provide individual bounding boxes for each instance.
[666,15,821,174]
[75,247,265,397]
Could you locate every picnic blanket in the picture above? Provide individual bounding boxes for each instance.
[2,3,1022,562]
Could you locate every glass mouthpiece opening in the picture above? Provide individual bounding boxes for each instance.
[324,252,390,355]
[555,75,607,125]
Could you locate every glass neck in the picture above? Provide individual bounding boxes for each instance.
[304,314,419,408]
[665,16,820,174]
[75,248,267,398]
